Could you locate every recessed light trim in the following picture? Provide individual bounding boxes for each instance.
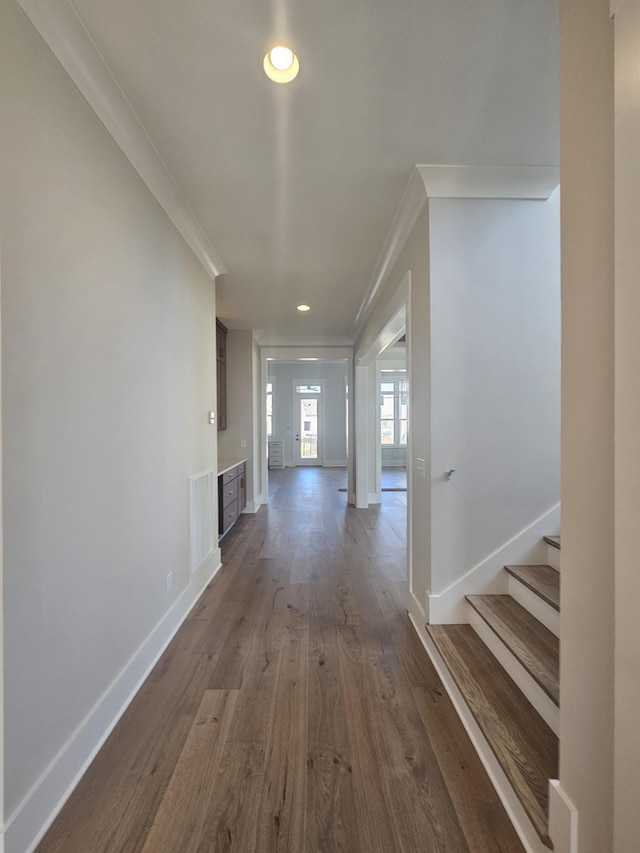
[264,43,300,84]
[297,304,311,312]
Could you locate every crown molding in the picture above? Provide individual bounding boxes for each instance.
[352,163,560,336]
[255,334,354,348]
[16,0,226,281]
[417,164,560,200]
[353,167,426,337]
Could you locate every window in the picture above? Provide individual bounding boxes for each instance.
[295,384,322,394]
[380,375,408,446]
[266,382,273,437]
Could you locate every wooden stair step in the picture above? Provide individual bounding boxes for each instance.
[543,535,561,550]
[427,624,558,848]
[467,595,559,706]
[504,564,560,612]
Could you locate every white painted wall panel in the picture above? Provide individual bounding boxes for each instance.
[0,0,218,830]
[428,195,561,595]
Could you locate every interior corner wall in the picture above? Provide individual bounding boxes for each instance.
[0,1,219,848]
[428,194,561,596]
[614,4,640,843]
[217,329,256,507]
[354,203,431,615]
[560,0,615,850]
[269,362,348,466]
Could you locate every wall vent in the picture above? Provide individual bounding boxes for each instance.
[189,469,216,575]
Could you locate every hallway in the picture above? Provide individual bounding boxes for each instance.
[38,468,523,852]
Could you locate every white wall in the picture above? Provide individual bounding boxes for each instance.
[355,204,431,618]
[217,329,259,509]
[429,195,561,595]
[557,1,615,850]
[0,1,219,848]
[252,336,264,506]
[268,362,348,466]
[612,2,640,850]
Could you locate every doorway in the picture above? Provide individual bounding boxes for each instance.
[294,383,323,466]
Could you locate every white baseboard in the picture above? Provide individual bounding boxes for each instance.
[6,553,222,853]
[408,612,552,853]
[368,491,381,505]
[549,780,578,853]
[242,498,263,514]
[426,504,561,624]
[407,587,426,626]
[322,460,348,468]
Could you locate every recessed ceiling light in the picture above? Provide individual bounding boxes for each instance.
[297,304,310,312]
[264,43,300,84]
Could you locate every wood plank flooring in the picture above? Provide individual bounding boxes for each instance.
[37,467,524,853]
[426,624,558,848]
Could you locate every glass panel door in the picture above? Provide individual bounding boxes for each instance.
[296,396,322,465]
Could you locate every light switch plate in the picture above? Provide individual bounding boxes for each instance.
[208,411,215,425]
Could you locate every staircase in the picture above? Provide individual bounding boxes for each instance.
[426,536,560,852]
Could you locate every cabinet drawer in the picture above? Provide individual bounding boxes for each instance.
[237,461,246,474]
[222,468,237,486]
[221,499,238,533]
[222,476,238,508]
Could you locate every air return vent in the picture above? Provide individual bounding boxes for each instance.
[189,469,216,575]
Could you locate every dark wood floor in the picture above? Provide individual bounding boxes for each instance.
[38,467,524,853]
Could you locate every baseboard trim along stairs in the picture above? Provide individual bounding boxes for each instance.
[424,535,561,852]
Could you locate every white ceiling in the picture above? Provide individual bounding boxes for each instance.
[69,0,559,340]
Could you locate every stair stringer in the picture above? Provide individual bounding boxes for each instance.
[426,504,561,624]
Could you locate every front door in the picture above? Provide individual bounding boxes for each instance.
[295,394,323,465]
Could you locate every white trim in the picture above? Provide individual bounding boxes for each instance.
[546,543,561,571]
[354,169,426,335]
[255,335,353,348]
[354,364,371,508]
[427,504,561,624]
[468,606,559,736]
[417,165,560,200]
[293,380,325,466]
[15,0,225,282]
[508,575,560,638]
[5,552,222,853]
[322,460,348,468]
[242,499,262,514]
[368,492,381,505]
[409,613,552,853]
[407,588,425,625]
[549,780,579,853]
[353,165,560,336]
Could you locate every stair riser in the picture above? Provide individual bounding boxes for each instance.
[507,576,560,638]
[468,605,559,736]
[419,624,555,853]
[546,543,560,570]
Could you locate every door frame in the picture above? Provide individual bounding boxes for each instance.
[259,347,354,504]
[293,381,324,466]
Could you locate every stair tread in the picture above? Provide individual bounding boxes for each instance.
[543,535,561,550]
[427,623,558,847]
[467,595,559,706]
[504,564,560,611]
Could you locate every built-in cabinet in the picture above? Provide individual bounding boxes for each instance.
[268,439,285,469]
[218,459,246,539]
[216,318,227,431]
